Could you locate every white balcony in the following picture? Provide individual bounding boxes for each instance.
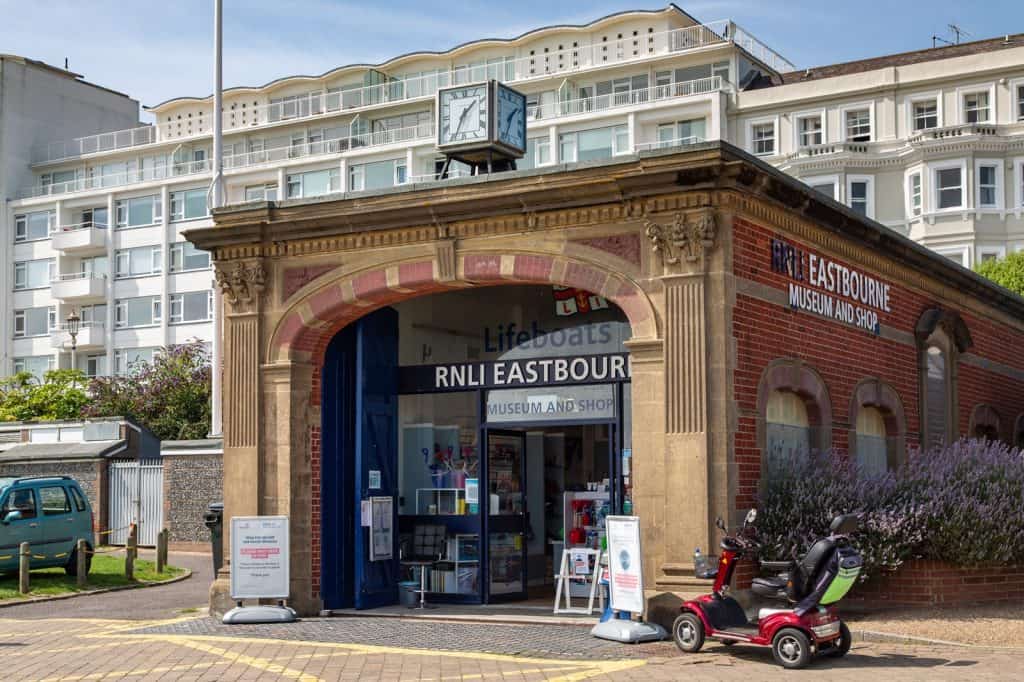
[51,272,107,302]
[530,76,723,121]
[50,322,105,350]
[18,159,210,199]
[51,222,108,254]
[27,19,792,166]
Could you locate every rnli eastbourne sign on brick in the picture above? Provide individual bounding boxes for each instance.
[770,237,891,335]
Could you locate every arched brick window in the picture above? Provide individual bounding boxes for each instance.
[849,378,907,476]
[756,359,832,470]
[969,404,1001,443]
[915,309,972,450]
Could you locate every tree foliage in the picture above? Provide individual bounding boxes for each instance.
[82,341,211,440]
[0,369,91,422]
[975,251,1024,297]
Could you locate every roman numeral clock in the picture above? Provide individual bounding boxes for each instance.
[437,80,527,174]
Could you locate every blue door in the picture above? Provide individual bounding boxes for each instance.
[353,308,400,609]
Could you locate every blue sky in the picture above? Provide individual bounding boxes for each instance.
[1,0,1022,117]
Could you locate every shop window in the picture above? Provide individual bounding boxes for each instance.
[757,359,832,470]
[969,404,1001,443]
[849,378,906,476]
[916,309,972,451]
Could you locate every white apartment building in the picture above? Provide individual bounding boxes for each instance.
[5,5,1024,381]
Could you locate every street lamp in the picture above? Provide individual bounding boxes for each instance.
[66,309,81,371]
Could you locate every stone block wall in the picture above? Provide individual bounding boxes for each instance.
[162,453,223,547]
[0,460,104,530]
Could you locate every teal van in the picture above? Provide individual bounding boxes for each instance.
[0,476,94,575]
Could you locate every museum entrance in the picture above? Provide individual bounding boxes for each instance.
[319,285,633,609]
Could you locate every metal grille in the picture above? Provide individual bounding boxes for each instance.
[108,460,163,546]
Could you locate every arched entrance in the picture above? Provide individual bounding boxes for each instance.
[318,284,636,609]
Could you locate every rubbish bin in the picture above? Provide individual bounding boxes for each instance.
[204,502,224,575]
[399,580,419,607]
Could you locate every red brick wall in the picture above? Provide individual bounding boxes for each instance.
[852,560,1024,606]
[732,217,1024,510]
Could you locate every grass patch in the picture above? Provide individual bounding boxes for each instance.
[0,554,184,602]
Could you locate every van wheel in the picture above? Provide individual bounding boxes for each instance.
[65,545,92,577]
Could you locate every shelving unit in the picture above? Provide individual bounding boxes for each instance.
[428,533,479,594]
[415,488,467,515]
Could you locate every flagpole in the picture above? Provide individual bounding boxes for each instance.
[209,0,224,437]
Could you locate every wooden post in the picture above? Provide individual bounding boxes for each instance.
[156,529,167,573]
[18,542,30,594]
[125,523,136,580]
[76,539,88,587]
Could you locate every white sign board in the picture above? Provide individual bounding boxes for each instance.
[486,384,616,423]
[605,515,644,615]
[369,496,394,561]
[230,516,289,600]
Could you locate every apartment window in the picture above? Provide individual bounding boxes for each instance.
[114,296,161,328]
[169,290,213,324]
[244,184,279,202]
[371,111,432,136]
[78,207,109,228]
[14,306,56,337]
[520,136,551,170]
[804,175,838,200]
[79,304,107,326]
[14,259,56,290]
[797,115,823,147]
[115,195,162,228]
[169,242,210,271]
[558,125,629,163]
[978,249,1003,265]
[14,211,55,242]
[912,100,938,131]
[114,348,157,376]
[751,122,775,155]
[657,118,707,147]
[80,256,109,278]
[13,356,54,380]
[976,162,1001,209]
[845,109,871,142]
[1017,84,1024,120]
[81,354,107,378]
[348,160,404,192]
[286,168,341,199]
[115,246,162,278]
[935,166,964,210]
[170,188,208,221]
[963,91,990,124]
[909,172,922,217]
[847,176,874,218]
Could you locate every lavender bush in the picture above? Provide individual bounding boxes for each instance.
[757,439,1024,579]
[82,341,211,441]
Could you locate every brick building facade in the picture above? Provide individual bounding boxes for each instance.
[192,142,1024,616]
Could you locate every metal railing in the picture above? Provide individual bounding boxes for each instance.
[53,321,105,332]
[28,19,790,164]
[634,135,705,152]
[52,271,108,282]
[55,220,109,232]
[18,159,211,199]
[530,76,722,120]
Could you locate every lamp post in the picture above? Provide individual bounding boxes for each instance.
[66,308,81,371]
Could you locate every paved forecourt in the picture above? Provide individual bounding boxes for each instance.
[3,614,1024,681]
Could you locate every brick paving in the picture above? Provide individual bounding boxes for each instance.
[4,613,1024,680]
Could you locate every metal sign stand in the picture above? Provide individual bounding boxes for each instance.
[553,548,603,615]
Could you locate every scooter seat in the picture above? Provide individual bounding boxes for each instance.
[751,576,789,600]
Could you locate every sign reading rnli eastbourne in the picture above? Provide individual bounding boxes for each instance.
[770,238,891,334]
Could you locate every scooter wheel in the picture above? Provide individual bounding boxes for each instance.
[772,628,812,669]
[825,622,852,658]
[672,612,705,653]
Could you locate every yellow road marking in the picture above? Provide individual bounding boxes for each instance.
[35,660,231,682]
[170,638,324,681]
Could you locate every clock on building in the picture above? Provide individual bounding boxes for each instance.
[437,80,527,165]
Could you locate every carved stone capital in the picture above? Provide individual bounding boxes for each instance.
[644,209,717,269]
[216,258,267,312]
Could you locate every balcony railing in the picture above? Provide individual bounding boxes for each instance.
[908,123,1000,144]
[223,123,434,171]
[634,135,705,152]
[18,159,211,199]
[29,19,790,164]
[51,322,105,350]
[793,141,871,157]
[531,76,722,120]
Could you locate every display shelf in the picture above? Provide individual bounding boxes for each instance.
[415,488,467,515]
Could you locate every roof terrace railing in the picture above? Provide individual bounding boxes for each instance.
[29,19,791,165]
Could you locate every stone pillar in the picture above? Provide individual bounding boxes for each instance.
[209,257,266,616]
[644,209,719,578]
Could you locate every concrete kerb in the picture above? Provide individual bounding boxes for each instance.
[852,628,1024,651]
[0,568,192,609]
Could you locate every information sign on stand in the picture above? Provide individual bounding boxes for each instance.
[223,516,296,624]
[591,515,666,643]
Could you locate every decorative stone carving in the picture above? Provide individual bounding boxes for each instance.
[645,210,716,266]
[216,259,267,309]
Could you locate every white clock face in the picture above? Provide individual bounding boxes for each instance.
[439,85,489,146]
[496,86,526,152]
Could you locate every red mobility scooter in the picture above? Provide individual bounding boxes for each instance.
[672,509,862,669]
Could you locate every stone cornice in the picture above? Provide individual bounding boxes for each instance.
[188,142,1024,325]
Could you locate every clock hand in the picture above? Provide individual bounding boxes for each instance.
[502,109,516,137]
[454,101,474,135]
